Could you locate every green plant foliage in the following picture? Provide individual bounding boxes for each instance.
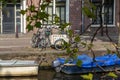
[73,48,79,53]
[76,59,82,67]
[60,23,71,31]
[87,43,93,50]
[53,15,60,24]
[29,5,35,12]
[38,12,49,20]
[82,6,96,19]
[26,24,33,32]
[106,48,112,54]
[107,72,118,79]
[74,35,80,42]
[81,42,87,47]
[41,2,49,11]
[0,0,7,6]
[11,0,17,5]
[66,48,72,54]
[20,10,26,15]
[81,73,93,80]
[67,30,74,38]
[82,0,96,19]
[35,22,42,28]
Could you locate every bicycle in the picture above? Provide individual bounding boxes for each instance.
[37,27,51,51]
[54,36,87,51]
[31,28,43,48]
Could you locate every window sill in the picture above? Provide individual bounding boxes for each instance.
[91,25,116,27]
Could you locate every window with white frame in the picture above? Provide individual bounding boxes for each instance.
[43,0,66,25]
[91,0,114,26]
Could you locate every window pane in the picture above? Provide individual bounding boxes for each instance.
[92,4,100,24]
[16,4,20,9]
[43,0,66,25]
[61,7,65,23]
[56,7,60,17]
[16,11,20,16]
[16,18,20,22]
[104,0,114,24]
[92,0,114,25]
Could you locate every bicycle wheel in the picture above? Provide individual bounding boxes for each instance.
[54,39,66,50]
[38,38,46,50]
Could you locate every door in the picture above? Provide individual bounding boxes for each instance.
[2,4,15,33]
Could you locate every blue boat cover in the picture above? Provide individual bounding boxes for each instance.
[56,54,120,68]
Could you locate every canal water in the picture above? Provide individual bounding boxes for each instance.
[0,70,120,80]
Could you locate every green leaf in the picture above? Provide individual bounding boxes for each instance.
[29,5,35,12]
[89,1,96,10]
[65,59,69,63]
[81,73,93,80]
[106,48,112,54]
[60,23,71,31]
[26,24,33,32]
[53,15,60,24]
[38,12,49,20]
[41,3,49,11]
[87,43,93,50]
[81,42,87,47]
[107,72,117,78]
[82,6,96,18]
[66,48,72,54]
[20,10,26,15]
[73,48,79,53]
[35,22,42,28]
[26,16,31,21]
[74,36,80,42]
[76,60,82,67]
[68,30,73,37]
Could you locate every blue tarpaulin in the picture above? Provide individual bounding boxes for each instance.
[56,54,120,68]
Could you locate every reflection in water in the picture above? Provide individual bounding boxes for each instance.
[1,70,120,80]
[38,70,82,80]
[0,76,37,80]
[39,70,120,80]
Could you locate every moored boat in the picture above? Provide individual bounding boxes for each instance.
[52,54,120,74]
[0,60,39,76]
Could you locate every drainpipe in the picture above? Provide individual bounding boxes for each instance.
[23,0,26,33]
[81,0,84,33]
[15,25,19,38]
[118,0,120,47]
[53,0,56,26]
[53,0,56,15]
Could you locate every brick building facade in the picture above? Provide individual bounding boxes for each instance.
[0,0,120,37]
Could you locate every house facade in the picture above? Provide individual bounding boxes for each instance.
[0,0,120,36]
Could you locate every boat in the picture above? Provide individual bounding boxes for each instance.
[52,54,120,74]
[0,60,39,76]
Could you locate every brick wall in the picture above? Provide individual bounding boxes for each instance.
[69,0,82,32]
[69,0,119,36]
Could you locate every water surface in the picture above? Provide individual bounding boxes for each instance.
[1,70,120,80]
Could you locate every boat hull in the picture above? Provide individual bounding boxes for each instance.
[52,54,120,74]
[61,65,120,74]
[0,60,38,76]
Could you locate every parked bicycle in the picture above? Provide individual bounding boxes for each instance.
[31,28,43,48]
[37,27,52,50]
[54,35,87,51]
[31,26,69,51]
